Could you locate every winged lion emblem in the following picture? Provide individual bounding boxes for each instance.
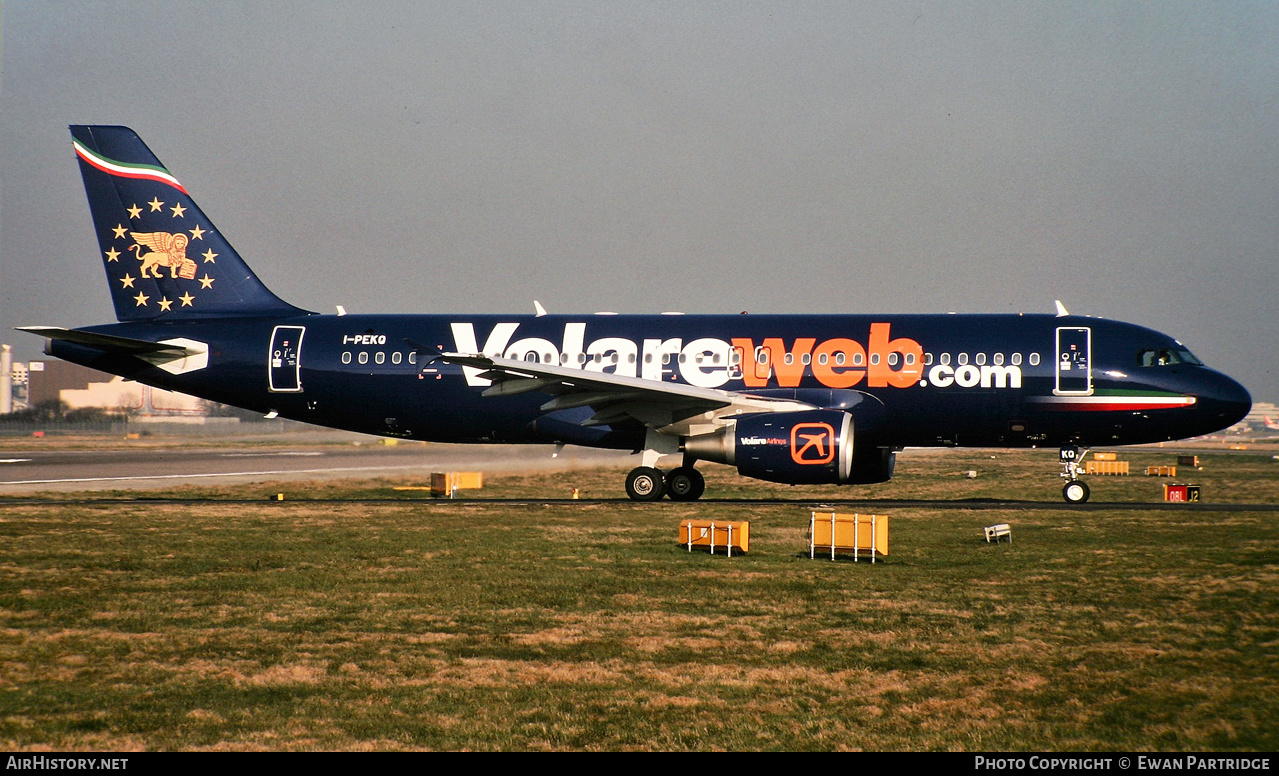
[129,231,196,279]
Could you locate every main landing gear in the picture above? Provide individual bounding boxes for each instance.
[1059,446,1091,504]
[624,465,706,502]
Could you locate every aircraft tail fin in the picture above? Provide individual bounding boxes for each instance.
[70,125,311,322]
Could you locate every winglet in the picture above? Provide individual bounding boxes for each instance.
[1054,300,1069,317]
[534,300,548,317]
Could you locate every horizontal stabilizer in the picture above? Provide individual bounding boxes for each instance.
[18,326,188,355]
[17,326,209,375]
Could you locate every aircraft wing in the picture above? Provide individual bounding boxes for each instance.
[438,352,815,436]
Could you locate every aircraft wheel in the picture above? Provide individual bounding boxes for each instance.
[625,466,666,502]
[1062,480,1090,504]
[665,467,706,501]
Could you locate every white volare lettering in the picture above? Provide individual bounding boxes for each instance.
[506,337,560,365]
[452,322,1023,391]
[451,322,518,386]
[586,337,638,377]
[642,338,682,381]
[679,337,733,387]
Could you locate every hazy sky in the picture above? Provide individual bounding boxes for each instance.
[2,2,1276,400]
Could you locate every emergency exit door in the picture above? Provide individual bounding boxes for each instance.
[269,325,305,392]
[1055,326,1092,396]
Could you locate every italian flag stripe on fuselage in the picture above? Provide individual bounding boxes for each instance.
[1031,395,1197,411]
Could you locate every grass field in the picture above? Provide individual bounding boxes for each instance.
[1,447,1276,751]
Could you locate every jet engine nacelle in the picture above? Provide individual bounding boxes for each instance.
[684,409,856,485]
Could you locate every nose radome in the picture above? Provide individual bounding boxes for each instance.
[1203,371,1252,429]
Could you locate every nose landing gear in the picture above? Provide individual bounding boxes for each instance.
[1062,478,1091,504]
[1060,446,1091,503]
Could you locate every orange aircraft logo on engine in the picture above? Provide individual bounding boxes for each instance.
[790,422,836,465]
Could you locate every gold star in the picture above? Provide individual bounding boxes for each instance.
[105,247,121,262]
[148,197,164,212]
[120,274,135,289]
[158,297,173,312]
[170,202,187,218]
[127,204,143,219]
[133,291,149,307]
[202,249,218,263]
[199,274,215,289]
[179,292,195,307]
[112,224,128,239]
[189,225,205,240]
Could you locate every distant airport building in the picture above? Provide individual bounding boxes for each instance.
[26,360,115,407]
[1,345,11,414]
[27,360,205,417]
[1242,402,1276,429]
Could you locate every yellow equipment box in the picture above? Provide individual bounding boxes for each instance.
[1145,465,1177,477]
[1093,452,1118,461]
[679,520,749,556]
[810,512,888,562]
[1085,460,1129,475]
[430,471,483,497]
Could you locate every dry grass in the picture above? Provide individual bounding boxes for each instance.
[1,447,1276,750]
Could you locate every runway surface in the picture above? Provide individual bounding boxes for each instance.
[0,434,632,493]
[2,431,1274,510]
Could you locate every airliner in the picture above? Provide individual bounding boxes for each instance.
[19,126,1252,503]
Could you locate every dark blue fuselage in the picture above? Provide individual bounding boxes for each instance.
[51,312,1251,452]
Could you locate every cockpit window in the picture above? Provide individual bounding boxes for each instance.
[1138,348,1203,367]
